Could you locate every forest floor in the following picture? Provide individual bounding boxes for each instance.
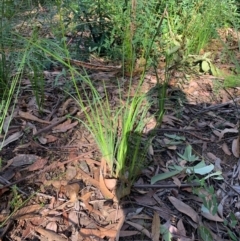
[0,9,240,241]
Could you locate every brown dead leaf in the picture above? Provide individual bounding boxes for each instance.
[8,154,39,167]
[134,195,157,206]
[104,178,117,191]
[93,166,100,182]
[212,130,222,138]
[68,210,79,226]
[0,131,23,148]
[115,209,126,241]
[37,136,47,144]
[22,222,33,238]
[207,152,217,161]
[119,230,140,237]
[81,192,104,218]
[217,128,238,140]
[46,221,57,232]
[27,158,48,171]
[201,209,223,222]
[47,180,68,189]
[3,115,12,133]
[80,215,98,228]
[63,210,69,226]
[59,98,73,116]
[151,211,160,241]
[0,213,8,222]
[76,166,100,188]
[126,221,151,238]
[169,224,178,235]
[162,115,175,126]
[232,137,239,158]
[45,134,58,143]
[177,219,186,237]
[65,183,80,203]
[35,227,67,241]
[71,229,79,241]
[0,187,9,197]
[65,166,77,180]
[148,144,154,156]
[168,196,199,223]
[19,110,50,124]
[100,158,115,200]
[222,143,232,155]
[172,176,181,187]
[30,216,45,226]
[105,207,126,223]
[85,158,101,166]
[80,227,117,239]
[13,142,31,152]
[52,120,78,133]
[143,117,157,134]
[13,204,42,220]
[214,158,222,172]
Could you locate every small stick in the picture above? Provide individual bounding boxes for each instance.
[33,108,78,137]
[196,97,240,115]
[133,183,201,189]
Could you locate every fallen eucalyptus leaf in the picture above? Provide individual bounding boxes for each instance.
[232,137,239,158]
[201,205,223,222]
[0,131,23,148]
[151,170,181,184]
[151,212,160,241]
[168,196,199,223]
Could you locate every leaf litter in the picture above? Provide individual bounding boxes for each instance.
[1,30,240,241]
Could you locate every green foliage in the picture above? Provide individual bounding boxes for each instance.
[224,75,240,87]
[198,225,213,241]
[162,0,239,55]
[160,224,172,241]
[177,144,199,162]
[73,76,151,181]
[10,185,23,210]
[151,144,223,184]
[0,0,39,137]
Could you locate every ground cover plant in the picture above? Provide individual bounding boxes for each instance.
[0,0,240,240]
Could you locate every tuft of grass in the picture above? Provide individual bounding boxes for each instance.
[75,79,151,181]
[224,75,240,87]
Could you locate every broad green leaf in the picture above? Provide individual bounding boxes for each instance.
[151,170,181,184]
[213,176,224,180]
[164,133,186,141]
[209,62,221,76]
[166,45,181,55]
[170,165,184,171]
[203,171,223,180]
[193,160,206,169]
[177,145,198,162]
[201,205,223,222]
[198,225,213,241]
[187,164,214,175]
[160,225,172,241]
[227,229,238,241]
[185,145,192,160]
[201,60,210,72]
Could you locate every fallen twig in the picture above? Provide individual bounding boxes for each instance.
[133,183,201,188]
